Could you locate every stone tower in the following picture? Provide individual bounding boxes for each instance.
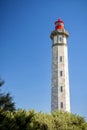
[50,18,70,112]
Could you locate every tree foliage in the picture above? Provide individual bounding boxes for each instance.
[0,80,15,111]
[0,110,87,130]
[0,79,4,87]
[0,92,15,111]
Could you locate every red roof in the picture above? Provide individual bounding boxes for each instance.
[54,18,64,30]
[55,18,64,25]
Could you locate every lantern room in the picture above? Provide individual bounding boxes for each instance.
[55,18,64,30]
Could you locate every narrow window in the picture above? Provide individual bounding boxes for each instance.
[60,37,62,41]
[60,71,63,76]
[61,102,63,108]
[60,56,62,62]
[60,86,63,92]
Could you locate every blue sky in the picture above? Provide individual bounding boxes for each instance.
[0,0,87,119]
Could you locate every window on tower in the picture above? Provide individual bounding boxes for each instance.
[61,102,63,108]
[60,71,63,76]
[60,86,63,92]
[60,37,62,41]
[58,35,62,42]
[60,56,62,62]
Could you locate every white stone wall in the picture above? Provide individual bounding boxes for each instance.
[64,45,70,112]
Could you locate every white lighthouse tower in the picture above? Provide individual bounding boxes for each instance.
[50,18,70,112]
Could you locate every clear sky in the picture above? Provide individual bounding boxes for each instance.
[0,0,87,119]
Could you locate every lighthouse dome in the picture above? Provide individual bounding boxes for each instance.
[55,18,64,30]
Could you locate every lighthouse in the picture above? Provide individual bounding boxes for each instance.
[50,18,70,112]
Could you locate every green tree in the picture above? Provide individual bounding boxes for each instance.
[0,92,15,111]
[0,80,15,112]
[51,111,87,130]
[0,79,4,87]
[0,110,87,130]
[32,112,53,130]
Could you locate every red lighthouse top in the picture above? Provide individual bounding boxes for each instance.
[55,18,64,30]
